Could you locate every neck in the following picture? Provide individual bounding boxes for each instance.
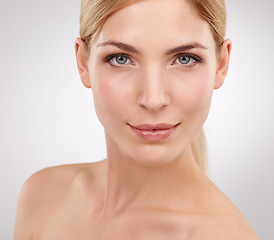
[100,134,204,218]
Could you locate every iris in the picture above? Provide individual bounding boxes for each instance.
[115,55,128,64]
[178,56,191,64]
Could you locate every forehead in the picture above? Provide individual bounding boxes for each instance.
[95,0,214,51]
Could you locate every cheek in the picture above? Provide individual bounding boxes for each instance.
[90,66,134,124]
[173,68,215,120]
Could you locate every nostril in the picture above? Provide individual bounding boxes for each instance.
[137,91,170,111]
[136,78,171,111]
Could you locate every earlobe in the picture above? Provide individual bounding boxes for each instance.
[214,39,232,89]
[75,37,91,88]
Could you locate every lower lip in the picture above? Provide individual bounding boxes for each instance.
[129,124,178,141]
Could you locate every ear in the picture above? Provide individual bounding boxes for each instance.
[75,37,91,88]
[214,39,232,89]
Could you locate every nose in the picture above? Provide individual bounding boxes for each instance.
[137,67,170,111]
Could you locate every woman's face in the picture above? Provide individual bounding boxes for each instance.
[84,0,226,167]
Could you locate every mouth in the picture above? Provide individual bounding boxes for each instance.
[128,123,180,141]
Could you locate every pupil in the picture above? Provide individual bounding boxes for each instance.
[117,56,127,64]
[179,56,190,64]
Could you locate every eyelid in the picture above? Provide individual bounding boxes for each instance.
[104,53,135,67]
[103,52,204,68]
[172,53,204,66]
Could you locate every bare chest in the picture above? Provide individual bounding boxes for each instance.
[37,207,196,240]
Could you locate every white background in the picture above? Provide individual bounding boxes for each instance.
[0,0,273,239]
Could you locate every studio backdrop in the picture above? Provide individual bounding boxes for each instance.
[0,0,273,239]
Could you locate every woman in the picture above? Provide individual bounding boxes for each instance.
[14,0,259,239]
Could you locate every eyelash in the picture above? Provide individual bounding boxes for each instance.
[172,53,203,66]
[104,53,134,66]
[103,53,203,67]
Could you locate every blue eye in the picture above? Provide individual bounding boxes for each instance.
[105,54,131,66]
[115,55,128,64]
[173,54,203,67]
[178,56,191,64]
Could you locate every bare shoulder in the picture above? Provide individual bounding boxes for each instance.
[167,208,259,240]
[196,214,259,240]
[14,160,106,240]
[191,180,259,240]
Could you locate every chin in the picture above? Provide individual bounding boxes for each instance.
[126,143,187,168]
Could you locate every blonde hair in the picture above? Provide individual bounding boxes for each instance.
[79,0,227,173]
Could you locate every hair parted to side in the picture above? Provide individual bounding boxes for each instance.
[80,0,137,50]
[187,0,227,54]
[79,0,227,174]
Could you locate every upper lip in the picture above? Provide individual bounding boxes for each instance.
[129,123,179,130]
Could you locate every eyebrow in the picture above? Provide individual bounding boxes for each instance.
[97,41,208,55]
[165,43,208,55]
[97,41,141,54]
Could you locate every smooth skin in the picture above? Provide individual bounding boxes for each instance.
[14,0,258,239]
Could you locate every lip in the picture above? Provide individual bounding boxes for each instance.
[128,123,179,141]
